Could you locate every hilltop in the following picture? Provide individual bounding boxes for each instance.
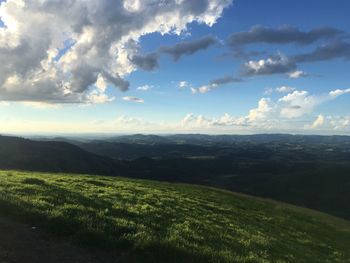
[0,135,127,175]
[0,170,349,262]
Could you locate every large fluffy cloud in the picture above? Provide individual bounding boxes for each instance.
[278,88,350,118]
[0,0,232,103]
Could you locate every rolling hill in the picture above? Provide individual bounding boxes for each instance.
[0,170,349,262]
[0,136,126,175]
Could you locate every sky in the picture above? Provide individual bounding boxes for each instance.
[0,0,349,135]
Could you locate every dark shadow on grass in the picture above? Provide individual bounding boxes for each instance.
[0,196,213,262]
[0,182,138,249]
[22,178,46,185]
[127,242,211,263]
[85,180,107,187]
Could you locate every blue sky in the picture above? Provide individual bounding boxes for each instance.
[0,0,349,134]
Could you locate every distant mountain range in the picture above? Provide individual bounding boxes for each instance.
[31,133,350,145]
[85,133,350,145]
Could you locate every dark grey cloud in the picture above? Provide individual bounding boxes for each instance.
[129,35,219,71]
[192,75,242,94]
[69,63,99,93]
[103,72,130,92]
[241,53,297,77]
[160,35,218,61]
[228,25,344,47]
[129,52,159,71]
[210,76,242,85]
[122,96,144,103]
[227,25,349,78]
[294,41,350,63]
[289,105,302,109]
[240,40,350,77]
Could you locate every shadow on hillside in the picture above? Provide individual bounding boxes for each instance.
[0,181,209,263]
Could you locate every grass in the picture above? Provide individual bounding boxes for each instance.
[0,170,349,262]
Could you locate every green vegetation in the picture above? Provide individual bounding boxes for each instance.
[0,170,349,263]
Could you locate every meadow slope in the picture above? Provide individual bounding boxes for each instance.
[0,170,349,263]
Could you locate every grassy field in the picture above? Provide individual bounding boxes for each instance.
[0,170,349,262]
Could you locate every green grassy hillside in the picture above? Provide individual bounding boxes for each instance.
[0,170,349,263]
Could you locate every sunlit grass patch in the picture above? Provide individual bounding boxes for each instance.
[0,170,349,263]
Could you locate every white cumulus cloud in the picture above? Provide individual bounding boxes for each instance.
[137,84,153,91]
[247,98,272,121]
[279,88,350,118]
[311,114,325,129]
[288,70,308,79]
[0,0,232,104]
[275,86,296,93]
[178,81,190,89]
